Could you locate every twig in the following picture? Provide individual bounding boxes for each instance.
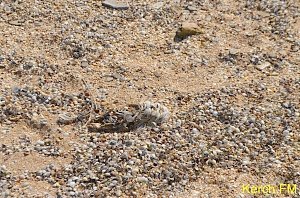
[81,79,96,127]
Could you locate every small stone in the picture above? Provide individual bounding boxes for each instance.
[36,140,45,146]
[282,102,290,108]
[283,130,289,137]
[186,6,197,12]
[125,140,133,147]
[81,59,89,68]
[153,127,160,132]
[229,49,239,55]
[109,140,117,146]
[104,76,114,82]
[160,123,170,131]
[53,182,60,188]
[152,2,164,9]
[190,190,201,197]
[175,120,182,128]
[191,128,199,135]
[206,159,217,166]
[102,0,129,10]
[212,111,218,117]
[115,190,122,196]
[255,62,271,71]
[68,181,76,188]
[242,157,251,165]
[137,176,149,183]
[227,126,238,133]
[22,62,35,70]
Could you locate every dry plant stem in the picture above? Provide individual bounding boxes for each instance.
[81,79,96,127]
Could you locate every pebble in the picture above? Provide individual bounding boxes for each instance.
[102,0,129,10]
[68,181,76,188]
[137,176,149,183]
[115,190,122,196]
[80,59,89,68]
[255,62,271,71]
[190,190,201,197]
[36,140,45,146]
[186,6,197,12]
[152,2,164,10]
